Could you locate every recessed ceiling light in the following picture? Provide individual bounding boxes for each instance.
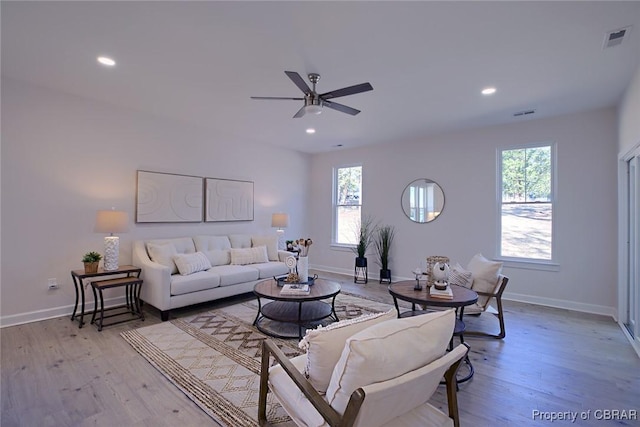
[481,87,496,96]
[306,128,316,134]
[97,56,116,66]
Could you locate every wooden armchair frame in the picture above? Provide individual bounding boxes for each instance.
[258,339,468,427]
[466,275,509,339]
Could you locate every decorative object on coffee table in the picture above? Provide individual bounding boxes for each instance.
[374,224,395,284]
[412,268,423,290]
[94,209,129,271]
[81,251,102,274]
[432,261,450,290]
[426,255,450,287]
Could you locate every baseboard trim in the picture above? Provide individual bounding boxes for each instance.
[311,264,617,319]
[0,296,127,328]
[502,291,616,319]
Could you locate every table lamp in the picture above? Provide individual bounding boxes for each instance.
[271,213,289,250]
[94,209,129,271]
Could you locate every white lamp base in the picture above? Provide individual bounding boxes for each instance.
[276,229,285,250]
[104,236,120,271]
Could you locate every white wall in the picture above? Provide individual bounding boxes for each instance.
[619,64,640,155]
[0,78,311,325]
[309,108,619,316]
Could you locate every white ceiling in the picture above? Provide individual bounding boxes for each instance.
[2,1,640,153]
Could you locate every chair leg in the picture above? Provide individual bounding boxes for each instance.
[495,298,506,339]
[258,341,272,427]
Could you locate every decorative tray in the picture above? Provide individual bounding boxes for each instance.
[275,275,317,287]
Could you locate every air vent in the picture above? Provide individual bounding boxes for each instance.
[513,109,536,117]
[604,26,631,49]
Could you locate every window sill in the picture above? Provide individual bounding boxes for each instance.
[330,243,356,253]
[496,257,560,272]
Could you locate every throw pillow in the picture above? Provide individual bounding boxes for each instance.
[251,235,279,261]
[467,253,503,307]
[205,249,231,266]
[230,246,268,265]
[146,242,178,274]
[449,262,473,289]
[325,309,455,415]
[298,310,396,394]
[173,252,212,276]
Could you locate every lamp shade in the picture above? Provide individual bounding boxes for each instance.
[271,213,289,228]
[94,210,129,234]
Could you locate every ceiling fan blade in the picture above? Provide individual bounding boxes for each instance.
[251,96,305,100]
[293,106,306,118]
[323,100,361,116]
[320,82,373,100]
[285,71,312,95]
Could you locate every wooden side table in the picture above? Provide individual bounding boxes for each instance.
[70,265,141,328]
[90,277,144,331]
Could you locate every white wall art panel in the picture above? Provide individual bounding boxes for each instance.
[136,171,203,222]
[205,178,254,222]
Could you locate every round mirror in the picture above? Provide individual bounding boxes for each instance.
[401,179,445,223]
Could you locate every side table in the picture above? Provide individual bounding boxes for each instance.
[70,265,141,328]
[90,277,144,331]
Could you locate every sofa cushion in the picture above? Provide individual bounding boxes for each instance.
[467,253,503,307]
[229,234,252,249]
[207,264,259,286]
[325,310,455,415]
[251,235,279,261]
[193,235,232,252]
[146,242,179,274]
[251,261,289,279]
[230,246,269,265]
[173,252,212,276]
[299,310,397,394]
[205,249,231,267]
[170,270,221,295]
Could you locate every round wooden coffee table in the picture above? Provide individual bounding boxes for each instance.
[253,278,341,339]
[388,281,478,382]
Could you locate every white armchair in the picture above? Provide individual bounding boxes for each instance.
[258,310,468,427]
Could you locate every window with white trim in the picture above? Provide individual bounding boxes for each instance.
[333,165,362,245]
[499,143,555,261]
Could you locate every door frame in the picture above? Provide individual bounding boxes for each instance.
[618,141,640,358]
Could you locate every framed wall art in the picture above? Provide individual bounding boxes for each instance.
[136,170,203,223]
[205,178,254,222]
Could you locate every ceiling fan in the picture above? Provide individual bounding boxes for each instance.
[251,71,373,118]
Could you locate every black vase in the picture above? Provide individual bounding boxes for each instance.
[354,257,368,283]
[379,268,391,284]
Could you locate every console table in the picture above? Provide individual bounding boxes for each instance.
[70,265,141,328]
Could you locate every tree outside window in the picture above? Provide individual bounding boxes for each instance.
[500,145,554,260]
[334,166,362,245]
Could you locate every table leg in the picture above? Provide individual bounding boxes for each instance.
[331,295,340,322]
[297,302,303,340]
[79,280,86,328]
[97,289,105,331]
[253,297,262,326]
[90,284,98,325]
[71,275,80,322]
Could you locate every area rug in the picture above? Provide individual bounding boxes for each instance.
[121,292,394,427]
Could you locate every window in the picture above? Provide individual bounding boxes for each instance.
[333,165,362,245]
[499,143,555,261]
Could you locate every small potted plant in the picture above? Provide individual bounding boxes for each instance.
[82,251,102,274]
[374,224,396,284]
[351,215,376,283]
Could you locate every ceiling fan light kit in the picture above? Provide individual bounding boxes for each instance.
[251,71,373,118]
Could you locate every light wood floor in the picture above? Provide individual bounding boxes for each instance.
[2,271,639,427]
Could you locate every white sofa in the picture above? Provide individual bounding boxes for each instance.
[132,234,291,321]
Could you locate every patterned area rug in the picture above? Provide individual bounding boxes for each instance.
[121,292,394,427]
